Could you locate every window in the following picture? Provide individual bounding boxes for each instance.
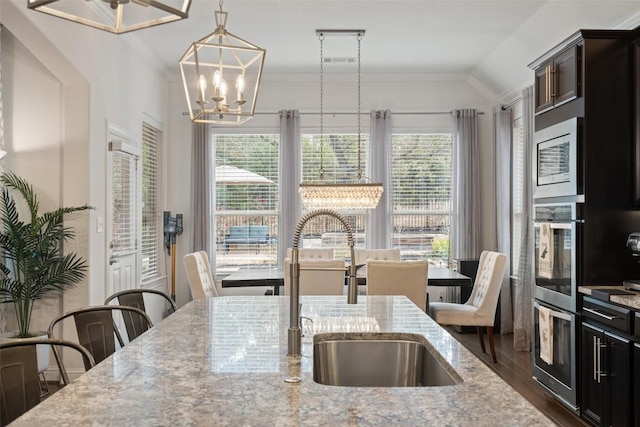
[301,133,369,259]
[213,134,279,273]
[141,122,161,280]
[511,118,524,274]
[391,134,453,265]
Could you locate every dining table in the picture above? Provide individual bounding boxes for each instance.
[222,265,473,295]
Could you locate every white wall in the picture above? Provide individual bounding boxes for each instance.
[0,1,171,321]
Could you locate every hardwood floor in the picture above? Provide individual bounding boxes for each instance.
[443,326,587,427]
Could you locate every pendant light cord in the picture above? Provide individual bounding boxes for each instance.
[357,32,362,181]
[319,32,325,180]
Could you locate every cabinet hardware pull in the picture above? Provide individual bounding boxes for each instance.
[549,64,556,99]
[596,337,602,383]
[593,336,598,381]
[583,307,618,321]
[546,65,551,103]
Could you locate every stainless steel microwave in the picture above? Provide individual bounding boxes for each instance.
[534,117,581,200]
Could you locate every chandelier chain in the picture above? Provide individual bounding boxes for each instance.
[219,0,224,12]
[319,33,325,180]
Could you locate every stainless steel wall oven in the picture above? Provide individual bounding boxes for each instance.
[533,202,582,313]
[532,299,579,411]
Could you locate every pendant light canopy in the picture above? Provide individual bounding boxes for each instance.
[299,30,383,211]
[27,0,192,34]
[179,0,265,125]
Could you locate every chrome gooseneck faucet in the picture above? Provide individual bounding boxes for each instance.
[287,209,357,356]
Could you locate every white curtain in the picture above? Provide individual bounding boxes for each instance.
[368,110,392,249]
[494,106,514,334]
[278,110,301,263]
[0,24,4,158]
[190,122,212,256]
[452,109,482,260]
[514,86,535,351]
[0,24,6,334]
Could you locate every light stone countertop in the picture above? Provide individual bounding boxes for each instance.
[579,285,640,310]
[11,296,553,426]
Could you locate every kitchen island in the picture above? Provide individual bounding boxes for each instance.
[12,296,552,426]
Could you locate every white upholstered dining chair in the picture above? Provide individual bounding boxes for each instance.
[366,260,429,312]
[283,258,345,295]
[429,250,507,363]
[353,248,401,294]
[183,251,219,299]
[353,248,401,266]
[286,247,334,260]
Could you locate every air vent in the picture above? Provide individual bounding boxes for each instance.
[324,57,356,63]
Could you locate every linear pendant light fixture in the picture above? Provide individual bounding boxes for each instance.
[299,29,383,210]
[27,0,192,34]
[179,0,265,125]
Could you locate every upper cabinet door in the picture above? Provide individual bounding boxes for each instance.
[534,45,581,115]
[534,60,554,114]
[554,45,580,107]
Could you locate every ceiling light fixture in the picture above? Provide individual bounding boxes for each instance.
[178,0,265,125]
[299,30,383,211]
[27,0,192,34]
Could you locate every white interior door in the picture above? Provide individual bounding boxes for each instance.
[107,124,141,298]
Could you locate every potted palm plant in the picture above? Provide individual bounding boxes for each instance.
[0,171,92,339]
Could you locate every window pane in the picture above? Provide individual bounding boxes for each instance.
[213,135,279,273]
[391,134,453,265]
[301,133,369,252]
[141,122,161,280]
[112,151,135,254]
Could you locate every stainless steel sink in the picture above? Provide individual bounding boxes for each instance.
[313,332,460,387]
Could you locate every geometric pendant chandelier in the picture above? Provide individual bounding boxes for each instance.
[179,0,265,125]
[27,0,192,34]
[299,29,383,210]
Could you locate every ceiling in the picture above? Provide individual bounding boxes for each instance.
[130,1,640,99]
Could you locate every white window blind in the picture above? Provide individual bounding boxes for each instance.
[301,133,369,255]
[511,120,524,273]
[213,134,279,271]
[111,152,135,254]
[391,133,453,264]
[141,122,161,280]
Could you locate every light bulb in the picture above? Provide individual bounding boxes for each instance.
[236,74,245,93]
[198,75,207,101]
[220,80,228,101]
[236,74,245,104]
[213,70,222,88]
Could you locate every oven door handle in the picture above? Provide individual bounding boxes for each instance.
[534,221,581,230]
[534,301,571,321]
[583,307,618,321]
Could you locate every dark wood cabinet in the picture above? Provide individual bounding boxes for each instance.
[634,343,640,426]
[581,296,634,427]
[534,45,580,114]
[581,323,604,426]
[581,323,632,427]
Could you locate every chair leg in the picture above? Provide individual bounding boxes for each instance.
[476,326,486,353]
[39,372,50,398]
[487,326,497,363]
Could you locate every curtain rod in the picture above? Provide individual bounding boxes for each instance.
[256,111,485,116]
[501,97,522,110]
[182,110,485,117]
